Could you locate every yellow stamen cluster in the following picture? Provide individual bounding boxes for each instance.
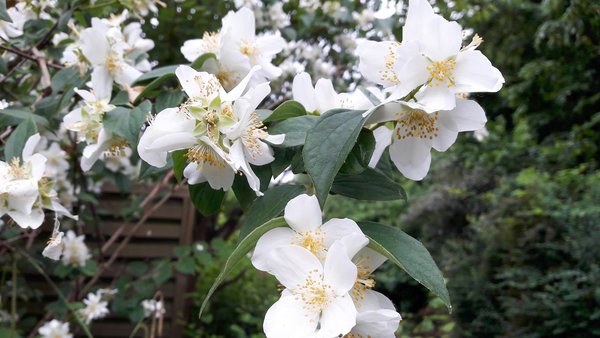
[104,139,129,157]
[242,112,269,160]
[8,158,31,179]
[427,59,456,87]
[105,52,122,75]
[395,110,440,140]
[192,74,222,103]
[202,31,221,54]
[292,230,325,257]
[352,256,376,302]
[185,145,225,168]
[240,39,259,62]
[292,269,334,317]
[379,42,400,84]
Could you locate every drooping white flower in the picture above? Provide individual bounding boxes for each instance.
[141,299,166,319]
[252,194,368,271]
[61,230,90,267]
[366,98,487,180]
[42,231,64,261]
[357,0,504,112]
[38,319,73,338]
[0,134,76,228]
[225,83,284,194]
[263,242,358,338]
[292,72,343,114]
[78,291,110,324]
[79,18,142,95]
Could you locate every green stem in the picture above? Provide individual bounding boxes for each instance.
[17,249,95,338]
[128,321,149,338]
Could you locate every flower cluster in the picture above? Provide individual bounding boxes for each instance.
[250,194,401,337]
[78,288,117,324]
[357,0,504,180]
[141,298,166,319]
[138,64,283,194]
[0,134,76,229]
[181,7,285,91]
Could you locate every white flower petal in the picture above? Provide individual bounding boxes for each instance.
[368,126,393,168]
[321,218,364,250]
[449,99,487,132]
[8,207,45,229]
[268,245,323,290]
[353,247,387,274]
[431,112,459,152]
[319,294,357,337]
[416,85,457,112]
[284,194,322,233]
[251,227,295,272]
[389,137,432,181]
[314,79,338,113]
[323,241,358,295]
[263,293,319,338]
[454,50,504,93]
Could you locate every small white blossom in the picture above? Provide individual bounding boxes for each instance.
[39,320,72,338]
[141,299,165,319]
[61,230,90,267]
[78,290,110,324]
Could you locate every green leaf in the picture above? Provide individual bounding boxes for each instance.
[0,108,49,128]
[332,168,407,201]
[175,256,196,274]
[200,217,288,317]
[191,53,216,70]
[171,149,187,182]
[303,109,367,206]
[270,147,298,177]
[189,183,225,216]
[134,72,179,103]
[155,90,186,113]
[138,159,172,180]
[103,101,151,147]
[339,129,376,175]
[263,100,306,123]
[238,185,305,241]
[0,0,12,23]
[110,91,130,105]
[268,115,319,148]
[4,118,37,162]
[358,221,451,311]
[133,65,179,84]
[232,174,256,209]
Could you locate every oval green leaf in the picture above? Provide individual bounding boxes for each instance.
[358,221,452,311]
[303,109,367,206]
[332,168,407,201]
[263,100,306,123]
[268,115,319,148]
[199,217,288,318]
[4,118,37,161]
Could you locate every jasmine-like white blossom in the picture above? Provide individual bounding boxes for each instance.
[61,230,90,267]
[366,98,487,180]
[38,319,73,338]
[349,290,402,338]
[142,299,166,319]
[0,2,31,41]
[78,290,110,324]
[252,194,367,272]
[263,241,359,338]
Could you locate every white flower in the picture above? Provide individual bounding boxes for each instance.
[39,319,72,338]
[252,194,367,271]
[225,83,284,194]
[474,126,489,142]
[0,3,30,41]
[141,299,165,319]
[219,8,286,85]
[267,3,290,29]
[61,230,90,267]
[357,0,504,111]
[350,290,401,338]
[263,241,359,338]
[129,0,162,17]
[353,8,375,28]
[42,231,64,261]
[138,65,278,193]
[79,18,142,95]
[366,98,487,180]
[368,126,393,168]
[78,291,110,324]
[292,72,343,114]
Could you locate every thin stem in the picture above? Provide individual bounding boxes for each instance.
[128,321,149,338]
[0,45,63,69]
[17,249,95,338]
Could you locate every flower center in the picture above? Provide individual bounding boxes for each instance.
[352,257,376,302]
[192,74,221,103]
[185,144,226,168]
[292,230,325,256]
[8,158,31,179]
[292,270,335,315]
[379,41,400,84]
[242,112,269,160]
[105,52,122,75]
[104,139,129,157]
[202,31,220,54]
[395,110,439,140]
[240,39,259,62]
[427,59,456,87]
